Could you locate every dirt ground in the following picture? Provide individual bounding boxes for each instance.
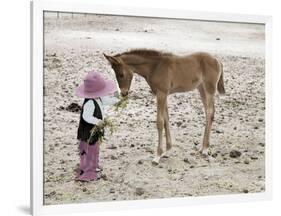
[43,12,265,205]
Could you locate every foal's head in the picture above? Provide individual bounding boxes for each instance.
[104,54,133,97]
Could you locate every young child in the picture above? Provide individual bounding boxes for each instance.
[75,71,117,181]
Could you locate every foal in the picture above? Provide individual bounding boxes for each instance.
[104,49,225,164]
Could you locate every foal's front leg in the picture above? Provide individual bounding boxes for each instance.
[152,93,167,165]
[201,92,215,155]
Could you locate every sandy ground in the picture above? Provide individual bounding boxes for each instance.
[43,12,265,205]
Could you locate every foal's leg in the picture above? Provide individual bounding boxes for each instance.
[164,105,172,152]
[152,92,167,165]
[199,85,215,155]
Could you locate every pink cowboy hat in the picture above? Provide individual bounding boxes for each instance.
[75,71,117,98]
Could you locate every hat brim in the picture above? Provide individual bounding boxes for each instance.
[75,80,117,98]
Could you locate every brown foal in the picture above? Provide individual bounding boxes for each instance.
[104,49,225,164]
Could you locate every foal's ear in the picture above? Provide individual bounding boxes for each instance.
[103,53,120,65]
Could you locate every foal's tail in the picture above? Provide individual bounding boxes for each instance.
[217,60,226,95]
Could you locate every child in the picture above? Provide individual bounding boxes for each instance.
[75,71,117,181]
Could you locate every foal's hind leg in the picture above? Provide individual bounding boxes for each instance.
[198,84,215,155]
[164,105,172,152]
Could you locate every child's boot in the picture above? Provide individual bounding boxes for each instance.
[76,141,88,177]
[95,143,103,172]
[77,143,99,181]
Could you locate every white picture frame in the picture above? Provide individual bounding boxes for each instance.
[31,0,272,215]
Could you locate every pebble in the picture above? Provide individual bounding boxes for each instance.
[211,153,218,158]
[135,187,145,196]
[137,159,144,165]
[183,158,190,163]
[107,145,117,149]
[250,156,258,160]
[101,174,108,181]
[193,141,199,146]
[244,159,250,164]
[176,122,182,127]
[109,188,115,193]
[243,189,249,193]
[110,155,118,160]
[229,150,242,158]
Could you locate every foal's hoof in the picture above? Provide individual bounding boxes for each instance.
[152,157,160,165]
[160,151,167,158]
[152,160,159,166]
[199,148,209,156]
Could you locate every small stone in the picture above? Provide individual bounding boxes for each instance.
[244,159,250,164]
[109,188,115,193]
[258,118,263,122]
[107,145,117,149]
[60,160,65,164]
[183,158,190,163]
[254,126,259,129]
[176,122,182,127]
[215,130,223,134]
[258,142,265,147]
[229,150,242,158]
[137,159,144,165]
[111,155,118,160]
[189,165,195,169]
[135,187,145,196]
[216,37,221,40]
[211,153,218,158]
[82,188,87,192]
[243,189,249,193]
[130,144,135,148]
[49,191,56,197]
[250,156,258,160]
[101,174,108,181]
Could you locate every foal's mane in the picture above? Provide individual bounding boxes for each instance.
[115,49,173,58]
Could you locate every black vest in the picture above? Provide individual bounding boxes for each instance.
[77,98,103,145]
